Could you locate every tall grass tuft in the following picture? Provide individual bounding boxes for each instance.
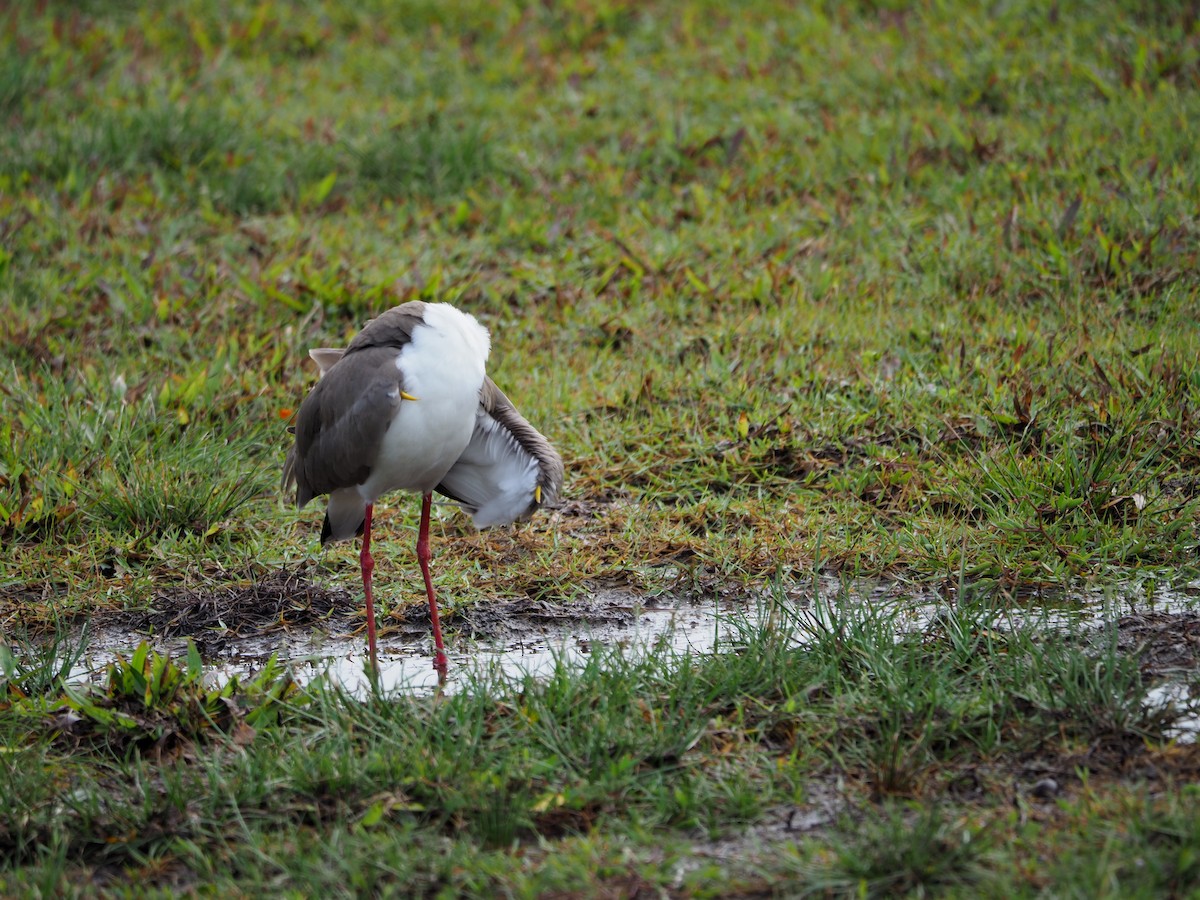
[1,618,89,698]
[80,427,269,537]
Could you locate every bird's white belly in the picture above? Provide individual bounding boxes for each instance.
[358,303,489,501]
[362,399,476,498]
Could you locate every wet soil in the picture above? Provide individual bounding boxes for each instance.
[111,567,354,655]
[1115,610,1200,675]
[107,565,643,642]
[87,565,644,663]
[67,565,716,693]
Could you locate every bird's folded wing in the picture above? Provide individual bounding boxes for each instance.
[285,346,407,507]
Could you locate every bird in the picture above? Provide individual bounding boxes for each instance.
[282,301,563,676]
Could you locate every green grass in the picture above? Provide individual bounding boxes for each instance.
[2,0,1199,893]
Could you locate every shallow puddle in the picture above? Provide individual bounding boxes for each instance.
[74,596,768,698]
[302,601,758,694]
[64,576,1200,738]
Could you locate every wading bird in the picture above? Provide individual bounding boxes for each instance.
[282,301,563,676]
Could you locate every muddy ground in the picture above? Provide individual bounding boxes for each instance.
[96,564,645,656]
[4,566,1191,700]
[3,566,1199,683]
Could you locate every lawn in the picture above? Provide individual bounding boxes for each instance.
[2,0,1200,895]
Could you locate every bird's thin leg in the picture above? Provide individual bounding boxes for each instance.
[417,491,449,676]
[360,503,379,673]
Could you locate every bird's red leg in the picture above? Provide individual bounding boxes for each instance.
[360,503,379,673]
[417,491,449,676]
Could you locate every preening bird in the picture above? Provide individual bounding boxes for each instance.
[282,301,563,675]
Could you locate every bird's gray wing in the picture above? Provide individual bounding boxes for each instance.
[284,345,407,508]
[435,377,563,528]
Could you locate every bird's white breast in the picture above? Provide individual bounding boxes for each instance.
[359,304,490,501]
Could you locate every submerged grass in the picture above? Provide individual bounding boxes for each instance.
[1,0,1199,892]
